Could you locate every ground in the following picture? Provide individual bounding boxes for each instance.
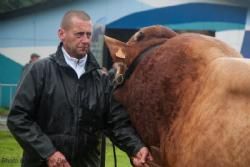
[0,130,131,167]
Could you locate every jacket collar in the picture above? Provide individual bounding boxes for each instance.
[53,43,100,73]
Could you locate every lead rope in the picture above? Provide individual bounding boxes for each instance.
[100,134,106,167]
[98,69,118,167]
[112,143,117,167]
[99,136,117,167]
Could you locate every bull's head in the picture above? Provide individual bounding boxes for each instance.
[104,25,177,85]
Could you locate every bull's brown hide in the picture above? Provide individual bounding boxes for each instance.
[105,25,250,167]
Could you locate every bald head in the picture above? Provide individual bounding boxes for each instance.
[61,10,91,30]
[58,10,93,59]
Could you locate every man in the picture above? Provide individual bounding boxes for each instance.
[7,10,152,167]
[29,53,40,62]
[22,53,40,76]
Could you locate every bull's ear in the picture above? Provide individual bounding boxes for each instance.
[104,35,127,60]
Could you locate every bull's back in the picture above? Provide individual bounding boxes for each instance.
[166,57,250,167]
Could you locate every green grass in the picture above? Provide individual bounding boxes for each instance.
[105,140,132,167]
[0,107,9,116]
[0,131,22,167]
[0,130,131,167]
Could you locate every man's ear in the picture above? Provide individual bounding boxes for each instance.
[58,28,65,41]
[104,35,127,61]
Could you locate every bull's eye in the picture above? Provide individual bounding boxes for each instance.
[134,31,144,41]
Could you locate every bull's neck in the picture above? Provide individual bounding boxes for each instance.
[126,39,167,66]
[124,43,164,82]
[113,40,209,146]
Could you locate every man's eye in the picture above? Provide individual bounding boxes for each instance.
[86,32,92,38]
[75,34,81,38]
[75,32,92,38]
[75,33,83,38]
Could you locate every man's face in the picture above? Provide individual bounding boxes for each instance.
[58,17,93,59]
[31,56,39,63]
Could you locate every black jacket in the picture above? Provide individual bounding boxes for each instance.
[7,44,144,167]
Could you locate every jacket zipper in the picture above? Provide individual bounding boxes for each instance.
[72,78,81,160]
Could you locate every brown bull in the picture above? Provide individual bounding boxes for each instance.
[104,25,250,167]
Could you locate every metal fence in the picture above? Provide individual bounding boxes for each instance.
[0,83,17,108]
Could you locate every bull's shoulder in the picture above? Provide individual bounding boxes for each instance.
[167,57,250,167]
[208,57,250,94]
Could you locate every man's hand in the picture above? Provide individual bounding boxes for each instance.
[47,151,71,167]
[131,147,153,167]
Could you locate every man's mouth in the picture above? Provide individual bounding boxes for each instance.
[78,45,89,50]
[78,47,88,51]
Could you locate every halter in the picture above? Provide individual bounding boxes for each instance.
[114,41,165,89]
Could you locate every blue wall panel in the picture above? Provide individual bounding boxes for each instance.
[0,54,22,107]
[107,3,247,30]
